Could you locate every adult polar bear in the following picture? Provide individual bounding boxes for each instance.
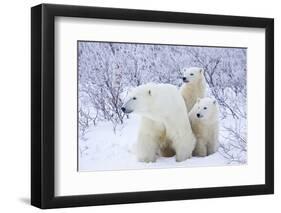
[121,83,195,162]
[180,67,206,112]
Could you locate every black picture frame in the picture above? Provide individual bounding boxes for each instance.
[31,3,274,209]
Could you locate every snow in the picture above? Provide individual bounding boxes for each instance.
[79,115,230,172]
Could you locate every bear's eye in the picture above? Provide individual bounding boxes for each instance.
[190,73,194,76]
[203,107,207,110]
[132,97,137,100]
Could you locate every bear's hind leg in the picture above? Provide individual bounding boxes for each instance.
[160,138,175,157]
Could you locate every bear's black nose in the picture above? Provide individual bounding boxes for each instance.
[196,113,200,118]
[182,77,186,81]
[121,107,126,112]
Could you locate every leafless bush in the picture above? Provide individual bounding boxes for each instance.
[219,120,247,164]
[78,106,98,140]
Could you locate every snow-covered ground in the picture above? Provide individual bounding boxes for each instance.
[78,115,232,172]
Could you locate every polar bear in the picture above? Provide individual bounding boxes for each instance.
[121,83,196,162]
[189,97,219,157]
[180,67,206,112]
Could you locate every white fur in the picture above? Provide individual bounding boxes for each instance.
[189,97,219,157]
[123,83,196,162]
[180,67,206,112]
[137,117,175,160]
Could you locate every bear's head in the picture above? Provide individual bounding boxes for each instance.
[181,67,204,84]
[121,83,155,115]
[192,97,218,121]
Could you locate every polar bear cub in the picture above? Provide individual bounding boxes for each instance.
[189,97,219,157]
[180,67,206,112]
[122,83,196,162]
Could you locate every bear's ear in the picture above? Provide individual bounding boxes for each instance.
[197,98,201,102]
[213,100,216,104]
[199,68,204,73]
[148,90,151,96]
